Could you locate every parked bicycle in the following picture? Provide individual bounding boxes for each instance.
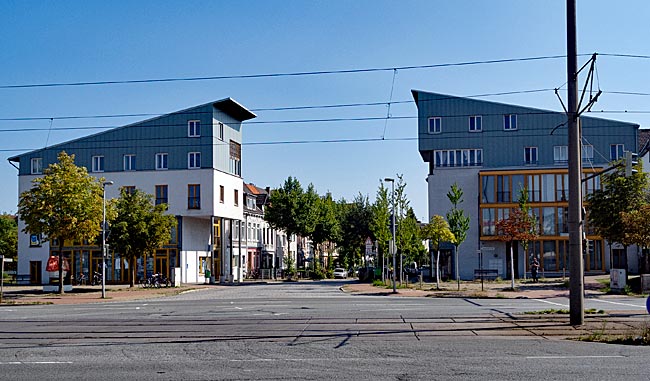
[138,273,171,288]
[91,271,102,286]
[74,273,87,286]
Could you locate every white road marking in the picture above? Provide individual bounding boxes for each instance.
[0,361,73,365]
[532,299,569,308]
[589,299,645,308]
[526,355,624,359]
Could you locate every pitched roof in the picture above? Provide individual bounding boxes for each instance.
[8,97,256,163]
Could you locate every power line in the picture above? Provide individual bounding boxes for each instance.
[11,87,650,123]
[0,55,570,90]
[2,109,646,134]
[598,53,650,60]
[0,88,556,121]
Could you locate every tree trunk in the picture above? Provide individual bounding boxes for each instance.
[130,256,136,287]
[435,249,440,290]
[509,243,515,289]
[455,244,460,291]
[58,241,65,295]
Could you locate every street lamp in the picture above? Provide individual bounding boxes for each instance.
[101,180,114,299]
[384,178,396,294]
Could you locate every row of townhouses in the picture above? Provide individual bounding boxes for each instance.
[9,91,646,285]
[9,98,311,286]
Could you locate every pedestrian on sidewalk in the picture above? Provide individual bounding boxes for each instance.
[531,258,540,282]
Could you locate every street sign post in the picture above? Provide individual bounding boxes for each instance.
[478,247,494,291]
[0,255,14,304]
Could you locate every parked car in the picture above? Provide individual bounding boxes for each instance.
[333,268,348,279]
[419,265,431,278]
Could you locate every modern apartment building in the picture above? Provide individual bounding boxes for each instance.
[9,98,255,285]
[413,90,639,280]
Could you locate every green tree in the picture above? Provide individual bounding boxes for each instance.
[421,215,455,289]
[393,175,411,283]
[109,188,177,287]
[446,183,470,290]
[369,182,391,279]
[0,214,18,260]
[337,194,372,270]
[516,187,538,277]
[621,205,650,273]
[265,177,319,275]
[586,160,647,273]
[400,207,426,270]
[311,192,340,277]
[18,151,105,294]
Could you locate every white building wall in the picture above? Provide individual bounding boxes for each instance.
[427,167,483,280]
[15,167,243,284]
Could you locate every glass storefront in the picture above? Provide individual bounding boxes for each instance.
[480,169,605,273]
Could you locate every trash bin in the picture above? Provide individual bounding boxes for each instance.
[205,269,211,284]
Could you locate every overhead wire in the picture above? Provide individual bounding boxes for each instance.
[0,54,572,90]
[7,87,650,123]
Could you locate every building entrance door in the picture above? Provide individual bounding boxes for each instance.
[155,255,168,278]
[29,261,42,285]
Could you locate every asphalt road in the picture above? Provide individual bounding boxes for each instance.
[1,280,649,380]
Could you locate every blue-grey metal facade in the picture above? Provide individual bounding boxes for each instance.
[413,89,641,280]
[9,98,255,175]
[413,90,639,170]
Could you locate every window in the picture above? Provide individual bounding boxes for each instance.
[553,146,568,164]
[524,147,538,165]
[229,140,242,176]
[155,185,168,205]
[30,157,43,174]
[188,184,200,209]
[504,114,517,130]
[188,152,201,169]
[123,154,136,171]
[219,185,225,203]
[218,122,224,141]
[582,145,594,162]
[610,144,624,161]
[92,155,104,172]
[155,153,168,170]
[496,175,510,202]
[434,149,482,168]
[469,115,482,132]
[123,186,136,195]
[428,117,441,134]
[234,189,239,206]
[481,175,495,203]
[188,120,200,137]
[556,174,569,201]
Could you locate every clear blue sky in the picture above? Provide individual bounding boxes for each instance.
[1,0,650,220]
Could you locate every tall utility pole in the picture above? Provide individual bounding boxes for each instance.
[101,180,113,299]
[567,0,584,326]
[385,178,397,293]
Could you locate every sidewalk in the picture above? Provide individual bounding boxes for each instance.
[342,274,611,300]
[0,283,213,305]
